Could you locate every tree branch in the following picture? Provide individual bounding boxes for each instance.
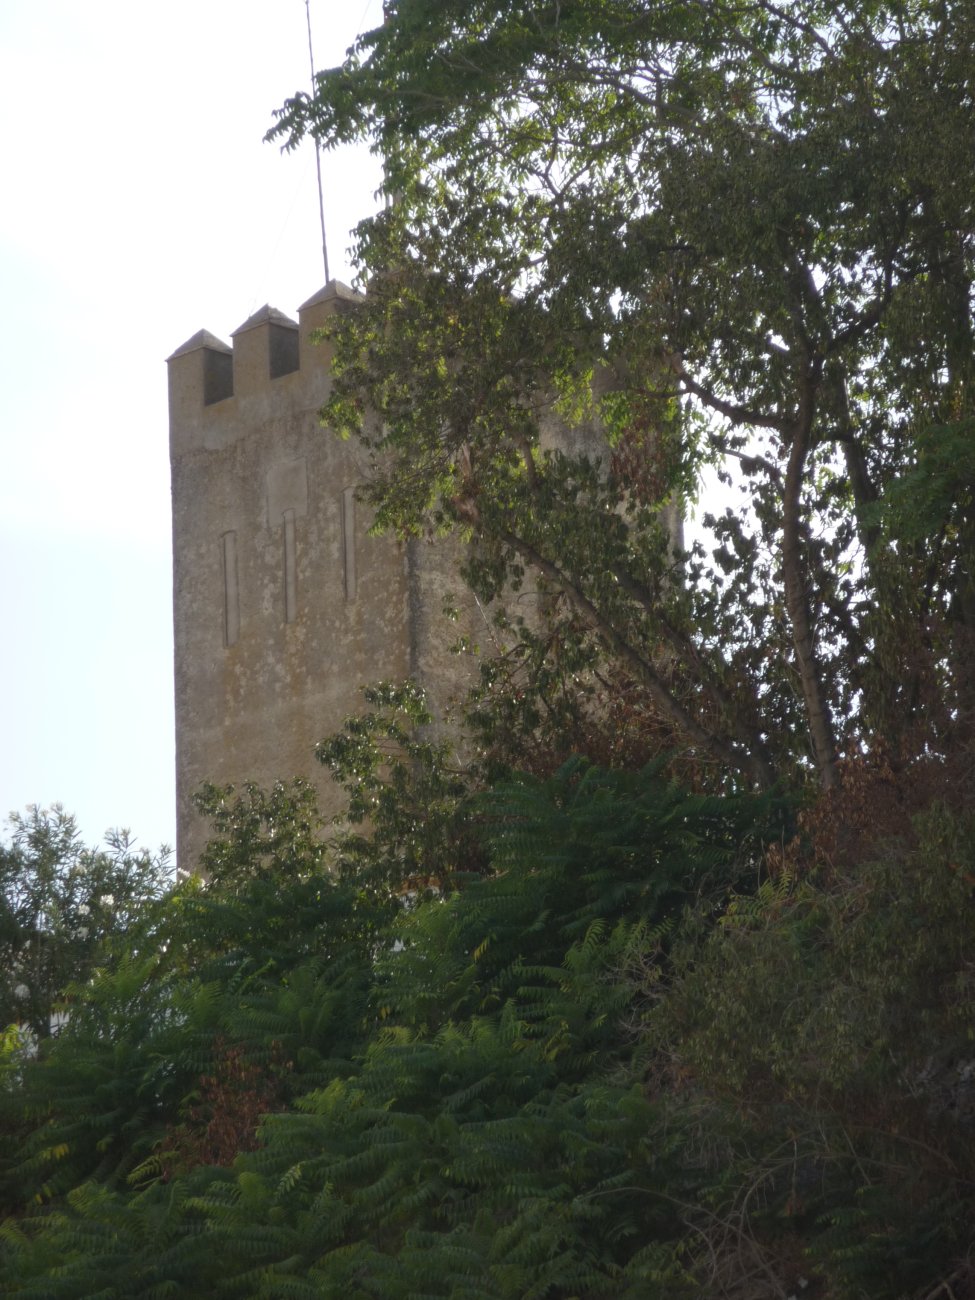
[608,566,777,785]
[494,527,774,787]
[680,370,787,433]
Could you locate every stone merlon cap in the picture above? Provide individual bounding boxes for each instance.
[231,304,298,337]
[166,329,232,362]
[298,280,362,311]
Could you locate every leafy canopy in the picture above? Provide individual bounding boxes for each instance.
[0,807,171,1040]
[271,0,975,791]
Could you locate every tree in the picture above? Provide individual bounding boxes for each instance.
[0,807,171,1040]
[0,760,785,1298]
[270,0,975,791]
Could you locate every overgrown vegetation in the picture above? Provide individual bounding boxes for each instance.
[2,739,974,1296]
[4,1,974,1294]
[0,808,170,1042]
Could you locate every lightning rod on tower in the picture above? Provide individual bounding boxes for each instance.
[305,0,330,284]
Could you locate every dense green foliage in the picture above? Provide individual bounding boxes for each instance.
[0,759,771,1293]
[2,751,974,1296]
[0,808,170,1041]
[271,0,975,792]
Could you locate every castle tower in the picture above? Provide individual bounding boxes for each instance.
[168,281,681,870]
[168,281,420,870]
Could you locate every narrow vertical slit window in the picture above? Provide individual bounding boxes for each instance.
[283,508,297,623]
[342,487,357,601]
[222,531,239,646]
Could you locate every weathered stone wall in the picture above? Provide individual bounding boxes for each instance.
[168,282,418,870]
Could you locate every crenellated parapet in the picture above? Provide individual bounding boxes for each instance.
[167,280,361,455]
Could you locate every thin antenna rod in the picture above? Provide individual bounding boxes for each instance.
[305,0,330,283]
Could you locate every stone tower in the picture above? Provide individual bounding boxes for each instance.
[168,280,680,870]
[167,280,462,870]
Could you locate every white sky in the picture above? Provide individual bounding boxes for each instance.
[1,0,385,857]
